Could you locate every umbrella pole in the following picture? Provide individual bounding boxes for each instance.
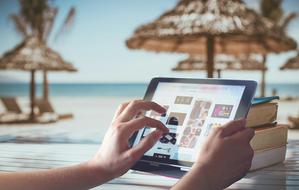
[30,70,36,121]
[260,55,267,97]
[217,69,221,78]
[43,70,49,100]
[206,36,215,78]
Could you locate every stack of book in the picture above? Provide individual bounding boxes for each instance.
[246,96,288,171]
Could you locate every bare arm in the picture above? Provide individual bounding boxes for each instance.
[0,100,168,190]
[0,162,108,190]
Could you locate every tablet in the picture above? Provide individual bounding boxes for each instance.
[130,77,257,174]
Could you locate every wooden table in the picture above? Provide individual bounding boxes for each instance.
[1,140,299,190]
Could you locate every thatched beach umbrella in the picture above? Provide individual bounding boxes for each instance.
[173,55,267,81]
[280,53,299,70]
[126,0,296,80]
[0,36,77,121]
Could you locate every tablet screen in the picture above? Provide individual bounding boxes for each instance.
[132,82,246,163]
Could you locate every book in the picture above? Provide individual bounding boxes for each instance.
[250,146,286,171]
[247,97,285,171]
[246,102,278,128]
[250,124,288,151]
[251,96,279,105]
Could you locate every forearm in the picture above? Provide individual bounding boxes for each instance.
[0,161,112,190]
[171,164,213,190]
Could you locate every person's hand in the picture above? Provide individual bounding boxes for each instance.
[195,119,254,189]
[88,100,169,181]
[0,100,168,190]
[172,119,254,190]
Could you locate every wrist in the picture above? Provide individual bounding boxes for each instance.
[83,159,115,186]
[192,162,222,190]
[172,163,211,190]
[192,163,213,190]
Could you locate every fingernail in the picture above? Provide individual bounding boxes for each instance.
[237,118,246,125]
[160,112,166,117]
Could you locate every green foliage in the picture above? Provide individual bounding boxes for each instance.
[19,0,49,40]
[10,0,75,43]
[260,0,283,24]
[260,0,297,32]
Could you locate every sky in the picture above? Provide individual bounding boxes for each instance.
[0,0,299,84]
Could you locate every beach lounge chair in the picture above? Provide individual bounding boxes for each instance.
[35,99,73,123]
[288,115,299,129]
[0,97,29,123]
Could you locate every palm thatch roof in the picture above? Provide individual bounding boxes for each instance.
[0,36,77,72]
[173,56,207,71]
[126,0,296,55]
[280,53,299,70]
[172,55,267,71]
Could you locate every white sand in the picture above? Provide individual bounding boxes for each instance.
[0,97,299,143]
[0,97,135,143]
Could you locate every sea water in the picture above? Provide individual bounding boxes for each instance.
[0,83,298,98]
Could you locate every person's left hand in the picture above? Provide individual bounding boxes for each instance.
[88,100,169,181]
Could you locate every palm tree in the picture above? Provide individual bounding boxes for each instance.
[259,0,297,97]
[10,0,76,100]
[260,0,297,33]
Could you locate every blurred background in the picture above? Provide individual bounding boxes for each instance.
[0,0,298,144]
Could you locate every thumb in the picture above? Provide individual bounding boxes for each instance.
[230,127,255,143]
[221,118,246,137]
[128,130,163,161]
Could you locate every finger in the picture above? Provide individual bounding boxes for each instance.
[220,118,246,137]
[112,102,130,122]
[124,116,169,136]
[234,157,252,180]
[243,158,253,172]
[230,127,255,143]
[118,100,166,122]
[127,129,163,161]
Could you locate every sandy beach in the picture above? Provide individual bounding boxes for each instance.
[1,97,299,144]
[0,97,134,144]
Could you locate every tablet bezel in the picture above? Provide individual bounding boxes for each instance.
[130,77,257,168]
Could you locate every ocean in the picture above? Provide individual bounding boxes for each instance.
[0,83,298,98]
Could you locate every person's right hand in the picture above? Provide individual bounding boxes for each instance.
[172,119,254,190]
[196,119,254,189]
